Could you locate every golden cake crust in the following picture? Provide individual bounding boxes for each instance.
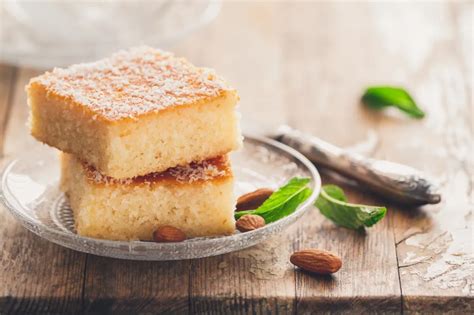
[80,155,232,187]
[27,46,234,122]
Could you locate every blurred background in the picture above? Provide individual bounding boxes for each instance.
[0,0,472,196]
[0,0,221,67]
[0,0,472,189]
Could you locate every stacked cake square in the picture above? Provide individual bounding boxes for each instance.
[27,46,242,241]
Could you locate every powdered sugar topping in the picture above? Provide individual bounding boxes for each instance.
[30,46,231,120]
[168,158,229,183]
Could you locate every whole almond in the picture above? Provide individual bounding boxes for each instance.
[236,214,265,232]
[236,188,274,211]
[290,249,342,274]
[152,226,187,242]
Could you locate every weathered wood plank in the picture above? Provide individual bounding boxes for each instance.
[390,2,474,312]
[294,175,401,314]
[281,1,472,313]
[349,1,473,313]
[189,232,297,315]
[279,3,402,313]
[0,69,87,314]
[178,3,297,314]
[0,65,16,156]
[83,257,190,314]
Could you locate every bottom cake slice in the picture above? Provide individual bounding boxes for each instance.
[60,153,236,241]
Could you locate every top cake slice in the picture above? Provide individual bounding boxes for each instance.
[27,46,242,179]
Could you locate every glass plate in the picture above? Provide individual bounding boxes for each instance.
[0,136,321,260]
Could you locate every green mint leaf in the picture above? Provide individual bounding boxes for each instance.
[262,187,312,223]
[235,177,312,223]
[362,86,425,118]
[315,185,387,229]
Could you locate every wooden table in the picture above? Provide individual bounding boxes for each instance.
[1,2,472,314]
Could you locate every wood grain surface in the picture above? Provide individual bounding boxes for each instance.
[0,68,86,314]
[0,1,472,314]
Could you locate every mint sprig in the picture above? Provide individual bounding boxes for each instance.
[315,185,387,229]
[235,177,312,223]
[362,86,425,118]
